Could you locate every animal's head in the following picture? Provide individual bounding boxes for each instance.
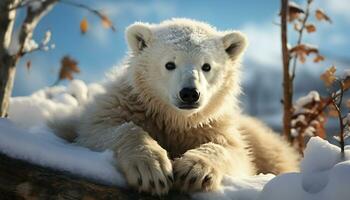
[126,19,247,116]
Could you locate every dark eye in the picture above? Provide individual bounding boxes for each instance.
[202,63,211,72]
[165,62,176,70]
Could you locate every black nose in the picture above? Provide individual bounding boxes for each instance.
[179,88,200,104]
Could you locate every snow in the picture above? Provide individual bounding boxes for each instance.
[259,137,350,200]
[0,119,125,186]
[41,30,51,46]
[343,69,350,79]
[23,38,39,52]
[29,1,43,11]
[288,1,303,13]
[1,80,350,199]
[8,80,105,128]
[193,175,274,200]
[294,90,320,114]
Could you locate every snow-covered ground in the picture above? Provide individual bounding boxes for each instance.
[1,80,350,200]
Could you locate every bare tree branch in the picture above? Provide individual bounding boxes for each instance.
[16,0,58,57]
[59,0,116,32]
[330,79,345,156]
[290,0,313,81]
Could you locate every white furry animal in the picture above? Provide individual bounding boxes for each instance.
[50,18,299,196]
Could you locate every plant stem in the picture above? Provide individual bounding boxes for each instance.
[290,0,312,81]
[331,80,345,156]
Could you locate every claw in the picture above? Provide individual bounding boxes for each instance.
[202,175,212,188]
[159,179,165,188]
[167,175,174,183]
[138,177,142,186]
[174,171,178,178]
[150,180,155,188]
[180,174,187,181]
[189,177,197,185]
[203,175,212,183]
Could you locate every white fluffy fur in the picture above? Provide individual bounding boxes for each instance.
[49,18,299,196]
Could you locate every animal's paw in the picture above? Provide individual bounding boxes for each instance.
[173,152,223,192]
[118,146,173,196]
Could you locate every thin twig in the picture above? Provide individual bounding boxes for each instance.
[290,0,312,81]
[58,0,116,32]
[331,79,345,155]
[293,86,349,120]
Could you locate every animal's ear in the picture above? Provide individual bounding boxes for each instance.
[126,23,153,54]
[222,31,248,60]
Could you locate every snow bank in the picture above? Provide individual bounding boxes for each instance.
[8,80,105,128]
[1,80,350,200]
[0,119,125,186]
[259,137,350,200]
[193,174,274,200]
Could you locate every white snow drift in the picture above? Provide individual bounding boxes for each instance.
[0,80,349,200]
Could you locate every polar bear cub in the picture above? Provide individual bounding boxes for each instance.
[50,18,299,196]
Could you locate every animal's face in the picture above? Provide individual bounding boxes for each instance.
[126,19,247,115]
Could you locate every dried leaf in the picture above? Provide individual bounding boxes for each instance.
[312,118,326,139]
[299,54,306,63]
[290,44,319,63]
[305,24,316,33]
[101,14,113,30]
[290,44,319,55]
[327,104,338,117]
[80,17,88,34]
[344,79,350,90]
[313,54,324,63]
[320,66,337,87]
[288,2,304,22]
[26,60,31,71]
[315,9,332,23]
[294,23,301,31]
[346,99,350,108]
[58,56,80,81]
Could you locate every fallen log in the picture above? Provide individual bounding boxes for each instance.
[0,153,191,200]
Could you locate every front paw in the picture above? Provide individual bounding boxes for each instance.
[118,147,173,196]
[173,152,223,192]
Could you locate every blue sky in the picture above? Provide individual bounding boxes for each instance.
[11,0,350,96]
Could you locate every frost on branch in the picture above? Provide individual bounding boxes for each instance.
[291,91,326,151]
[22,30,54,53]
[29,0,43,11]
[41,30,51,45]
[287,1,304,22]
[291,67,350,152]
[23,37,39,52]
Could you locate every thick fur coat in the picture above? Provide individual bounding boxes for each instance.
[50,18,299,196]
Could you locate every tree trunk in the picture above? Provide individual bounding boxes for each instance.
[0,0,59,117]
[0,57,17,118]
[0,0,18,117]
[281,0,293,142]
[0,153,191,200]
